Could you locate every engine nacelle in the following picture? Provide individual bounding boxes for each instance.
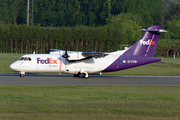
[68,52,86,61]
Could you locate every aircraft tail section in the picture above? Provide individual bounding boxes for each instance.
[123,26,166,57]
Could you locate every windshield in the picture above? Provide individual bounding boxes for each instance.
[19,57,24,60]
[19,57,32,61]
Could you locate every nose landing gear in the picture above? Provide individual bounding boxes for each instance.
[20,74,24,77]
[19,72,25,77]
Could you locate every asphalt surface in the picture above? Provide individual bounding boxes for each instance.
[0,74,180,86]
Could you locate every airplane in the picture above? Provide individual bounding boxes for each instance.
[10,26,166,78]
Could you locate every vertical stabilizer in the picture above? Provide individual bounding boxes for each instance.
[123,26,165,57]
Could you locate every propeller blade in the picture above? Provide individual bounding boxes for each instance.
[45,44,51,54]
[62,45,69,58]
[45,48,49,54]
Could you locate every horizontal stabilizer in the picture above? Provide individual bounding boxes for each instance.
[142,29,167,33]
[148,29,167,33]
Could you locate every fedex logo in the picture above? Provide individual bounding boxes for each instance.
[140,39,155,45]
[37,58,57,64]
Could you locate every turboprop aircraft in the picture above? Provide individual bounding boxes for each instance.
[10,26,166,78]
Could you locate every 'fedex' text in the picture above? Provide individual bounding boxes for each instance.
[37,58,57,64]
[140,39,155,45]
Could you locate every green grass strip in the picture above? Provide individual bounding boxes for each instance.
[0,86,180,119]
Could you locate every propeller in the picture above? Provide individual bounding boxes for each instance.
[62,45,69,59]
[45,48,50,54]
[45,44,51,54]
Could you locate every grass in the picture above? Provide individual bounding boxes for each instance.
[1,53,180,76]
[103,62,180,76]
[0,86,180,119]
[104,57,180,76]
[0,54,21,74]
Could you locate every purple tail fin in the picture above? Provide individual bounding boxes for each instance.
[123,26,164,57]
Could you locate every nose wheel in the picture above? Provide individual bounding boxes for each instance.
[19,72,25,77]
[20,74,24,77]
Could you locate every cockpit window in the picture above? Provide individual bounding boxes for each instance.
[28,57,32,61]
[19,57,24,60]
[19,57,32,61]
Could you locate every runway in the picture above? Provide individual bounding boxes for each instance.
[0,74,180,86]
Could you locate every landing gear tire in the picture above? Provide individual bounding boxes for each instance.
[82,73,89,79]
[73,73,80,77]
[20,74,24,77]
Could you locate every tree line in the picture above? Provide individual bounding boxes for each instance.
[0,0,180,57]
[1,17,180,57]
[0,0,164,27]
[0,20,142,54]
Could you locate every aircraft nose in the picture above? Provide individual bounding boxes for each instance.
[10,63,17,70]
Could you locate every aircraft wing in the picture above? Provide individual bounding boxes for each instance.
[50,49,108,61]
[50,49,60,52]
[81,52,108,58]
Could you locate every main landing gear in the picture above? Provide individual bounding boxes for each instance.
[82,72,89,78]
[73,72,89,78]
[73,73,80,77]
